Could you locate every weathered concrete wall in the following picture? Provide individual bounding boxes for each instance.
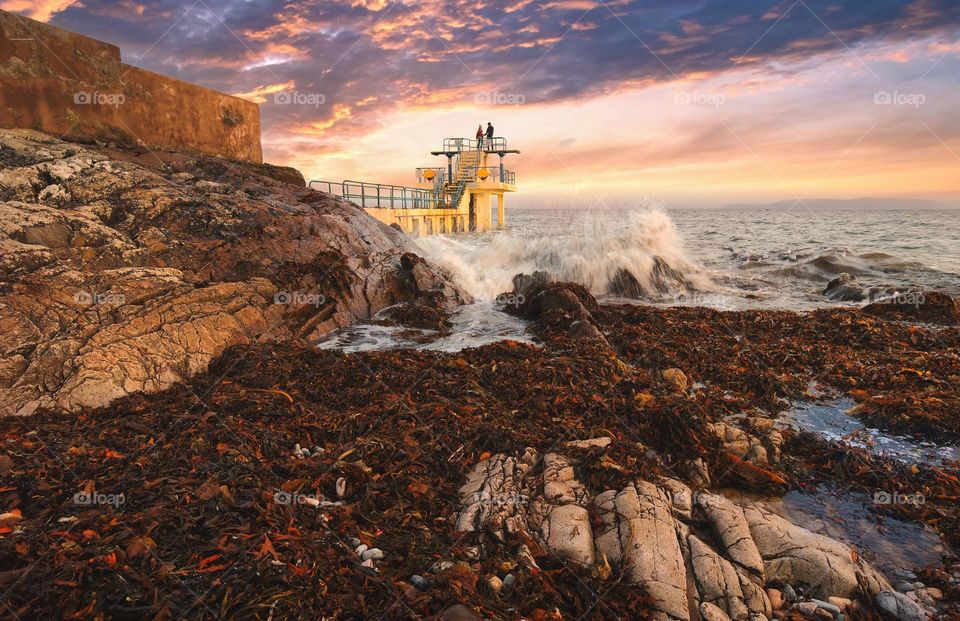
[0,9,262,162]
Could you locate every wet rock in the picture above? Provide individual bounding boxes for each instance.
[502,273,607,345]
[823,273,865,302]
[862,290,959,325]
[742,503,890,599]
[707,423,769,465]
[875,589,927,621]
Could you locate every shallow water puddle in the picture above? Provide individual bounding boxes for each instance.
[724,487,945,575]
[316,302,535,353]
[783,398,960,466]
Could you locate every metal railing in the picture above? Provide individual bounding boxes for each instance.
[442,136,509,152]
[309,179,445,209]
[455,166,517,185]
[416,167,446,185]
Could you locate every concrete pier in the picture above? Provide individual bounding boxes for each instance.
[311,137,518,235]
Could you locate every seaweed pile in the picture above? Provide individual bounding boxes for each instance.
[1,280,959,620]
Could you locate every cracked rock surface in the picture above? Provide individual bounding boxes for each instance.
[457,448,893,621]
[0,129,468,415]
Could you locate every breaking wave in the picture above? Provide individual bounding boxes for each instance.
[414,207,715,301]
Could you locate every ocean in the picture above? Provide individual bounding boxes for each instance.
[415,206,960,310]
[318,205,960,352]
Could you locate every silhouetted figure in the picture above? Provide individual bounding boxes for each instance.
[476,124,483,149]
[485,122,494,148]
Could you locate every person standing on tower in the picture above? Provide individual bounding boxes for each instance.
[485,122,494,149]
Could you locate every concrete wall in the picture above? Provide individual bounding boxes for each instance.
[0,9,262,162]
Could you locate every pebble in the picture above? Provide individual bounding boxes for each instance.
[795,601,818,617]
[409,575,429,590]
[782,584,798,602]
[360,548,384,561]
[811,599,841,618]
[355,544,368,556]
[926,587,943,600]
[896,582,914,593]
[430,560,454,574]
[313,445,323,454]
[502,573,516,589]
[826,597,851,611]
[486,576,503,593]
[348,537,362,547]
[766,589,784,610]
[335,477,347,498]
[360,558,376,569]
[294,443,302,453]
[300,448,311,457]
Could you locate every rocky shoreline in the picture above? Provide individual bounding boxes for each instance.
[2,130,959,620]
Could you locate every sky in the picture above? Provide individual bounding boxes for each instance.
[4,0,960,207]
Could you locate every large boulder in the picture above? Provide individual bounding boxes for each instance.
[0,129,468,415]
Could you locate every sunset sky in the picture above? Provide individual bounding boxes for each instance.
[5,0,959,207]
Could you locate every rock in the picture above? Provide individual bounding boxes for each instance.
[409,575,429,590]
[875,589,927,621]
[594,481,689,620]
[766,589,784,610]
[707,422,769,464]
[688,534,753,619]
[700,601,733,621]
[563,437,612,450]
[486,575,503,593]
[896,582,914,593]
[501,274,607,345]
[796,602,818,616]
[823,273,865,302]
[440,604,483,621]
[826,597,851,610]
[502,573,516,588]
[0,129,469,415]
[360,548,384,561]
[689,457,711,486]
[925,587,942,600]
[528,453,594,567]
[695,493,765,579]
[355,544,368,556]
[782,585,798,602]
[742,503,890,599]
[660,477,693,521]
[862,290,959,325]
[811,599,841,618]
[662,368,689,393]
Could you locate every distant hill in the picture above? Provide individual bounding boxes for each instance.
[722,197,942,210]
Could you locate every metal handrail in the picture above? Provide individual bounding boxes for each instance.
[309,179,445,210]
[455,166,517,185]
[442,136,508,152]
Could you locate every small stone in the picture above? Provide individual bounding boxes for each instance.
[409,575,429,590]
[699,602,733,621]
[348,537,362,547]
[767,589,784,610]
[926,587,943,600]
[896,581,914,592]
[911,581,924,591]
[875,589,927,621]
[795,601,817,617]
[811,599,841,618]
[360,558,376,569]
[486,575,503,593]
[826,597,851,610]
[294,443,302,453]
[502,573,516,588]
[662,367,689,392]
[300,448,311,457]
[335,477,347,498]
[430,560,454,574]
[360,548,384,561]
[312,446,323,454]
[440,605,482,621]
[355,544,368,556]
[782,584,798,602]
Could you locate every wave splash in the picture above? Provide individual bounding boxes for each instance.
[414,207,715,301]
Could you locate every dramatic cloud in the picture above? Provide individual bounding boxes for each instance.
[9,0,960,203]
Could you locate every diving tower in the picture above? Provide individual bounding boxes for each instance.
[310,137,519,235]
